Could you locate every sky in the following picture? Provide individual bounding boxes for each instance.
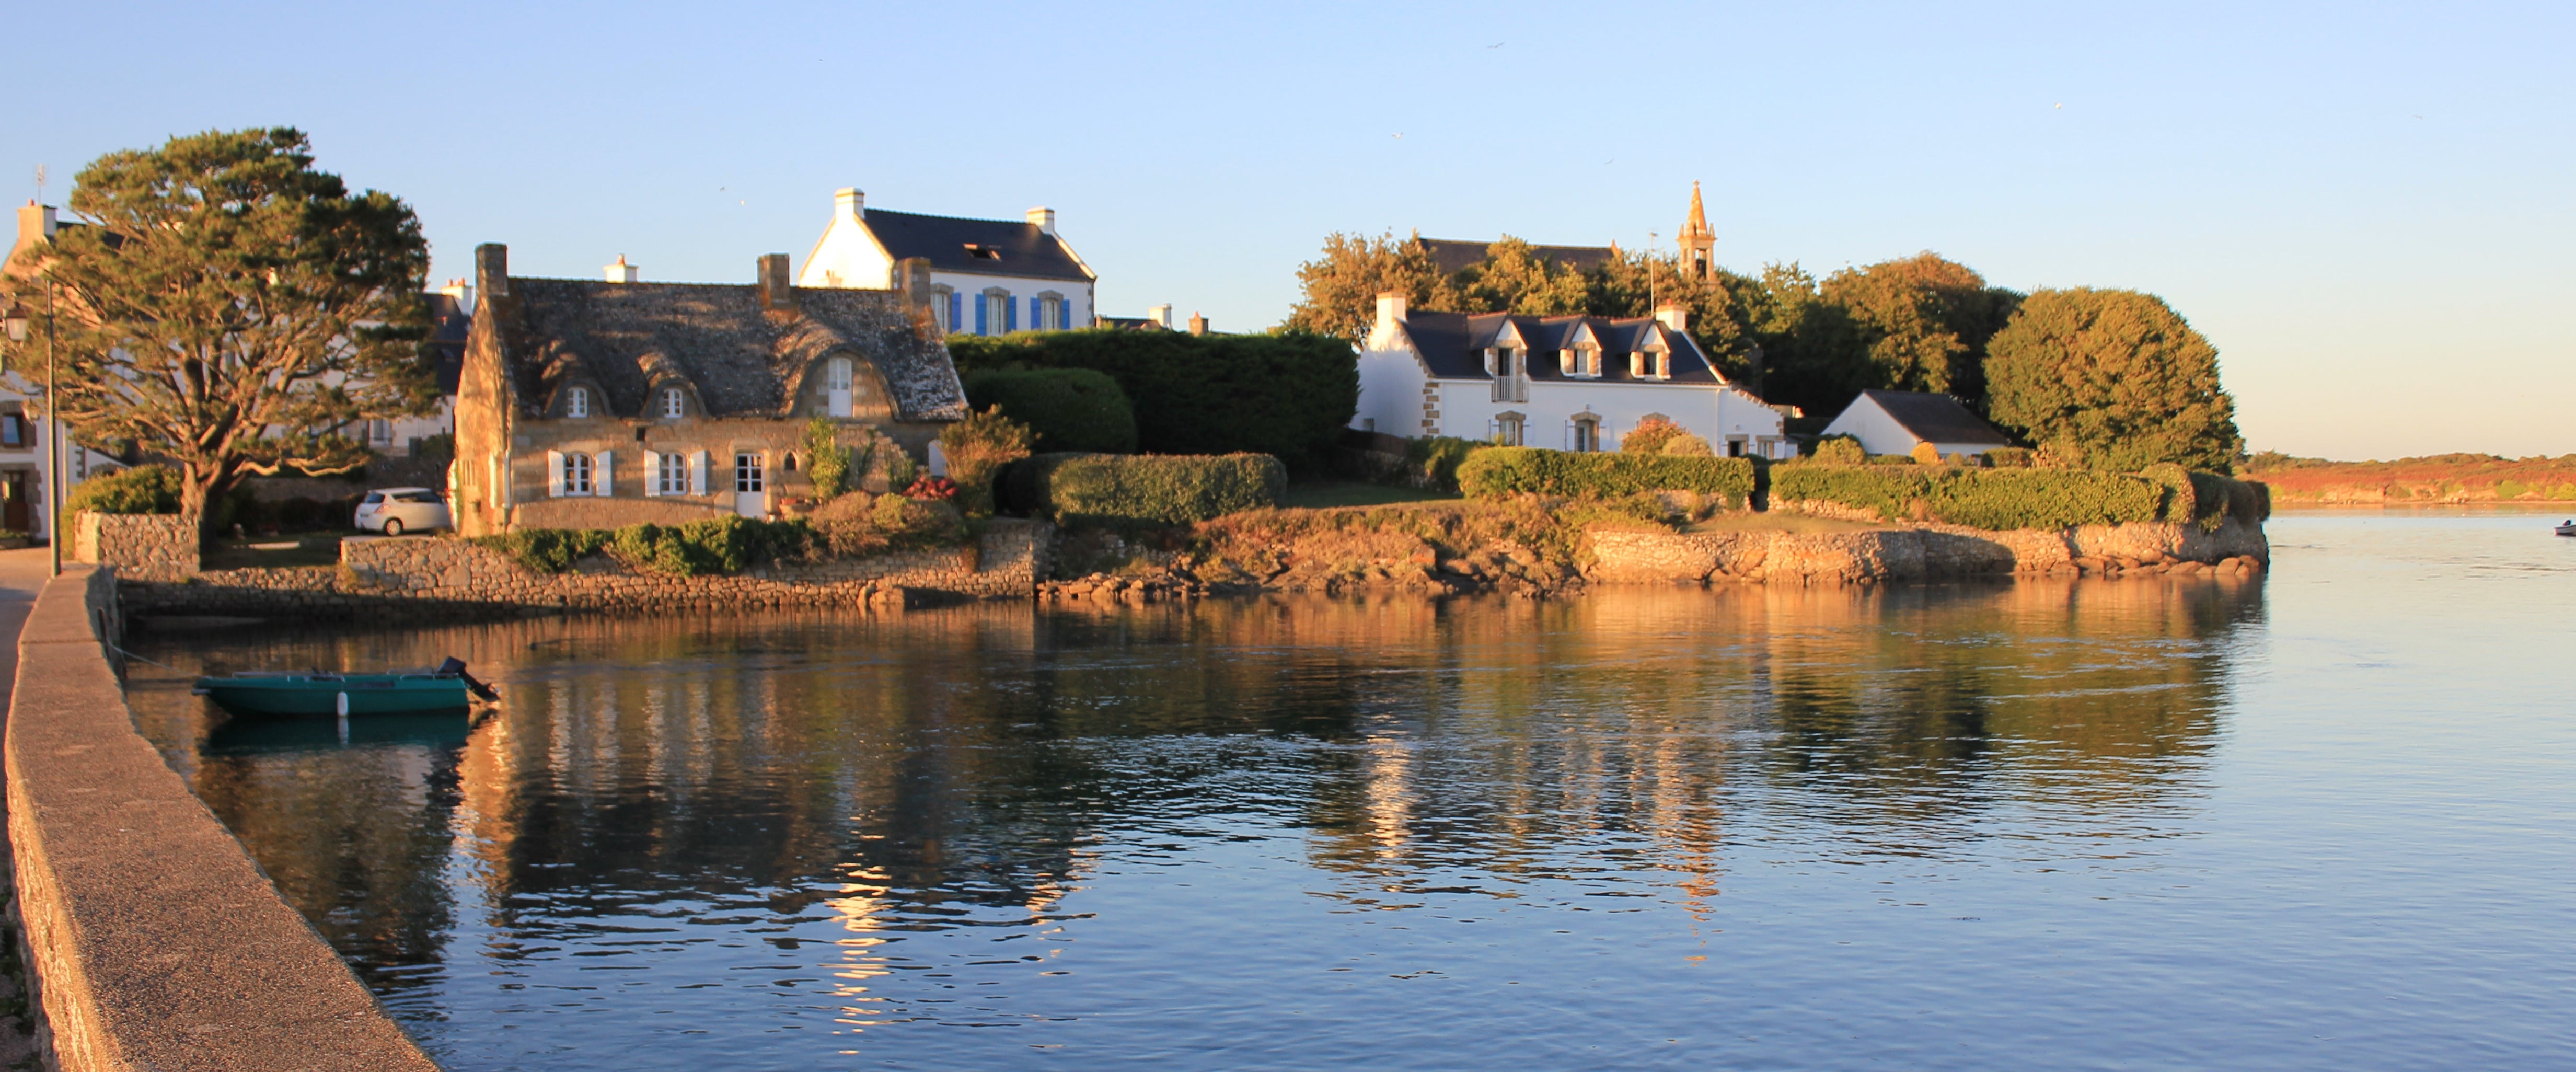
[8,1,2571,460]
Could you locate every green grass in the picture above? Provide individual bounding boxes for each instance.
[1276,481,1461,509]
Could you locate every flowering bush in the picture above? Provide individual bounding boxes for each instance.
[905,475,958,502]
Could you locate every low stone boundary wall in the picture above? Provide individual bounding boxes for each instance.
[121,518,1050,620]
[1586,518,2269,586]
[71,512,197,582]
[7,566,436,1070]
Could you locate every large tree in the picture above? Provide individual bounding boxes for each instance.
[1984,287,2243,472]
[1,128,433,538]
[1282,230,1455,340]
[1819,252,2021,402]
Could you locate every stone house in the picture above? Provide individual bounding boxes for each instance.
[797,187,1096,336]
[1819,389,2013,458]
[1353,293,1794,459]
[450,245,967,537]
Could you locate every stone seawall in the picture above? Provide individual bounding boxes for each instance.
[1586,518,2270,586]
[121,518,1049,620]
[7,566,436,1070]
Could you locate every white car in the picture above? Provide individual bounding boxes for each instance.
[355,487,452,536]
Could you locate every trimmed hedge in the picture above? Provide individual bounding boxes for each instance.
[1456,448,1758,508]
[1771,465,2168,529]
[945,329,1356,465]
[1008,452,1286,526]
[962,367,1139,453]
[472,515,817,576]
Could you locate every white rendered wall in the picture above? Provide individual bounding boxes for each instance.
[799,210,895,290]
[1354,346,1431,435]
[1427,379,1787,454]
[1821,398,1949,456]
[930,273,1095,336]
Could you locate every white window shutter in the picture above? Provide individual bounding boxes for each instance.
[642,450,661,497]
[594,451,612,497]
[689,450,709,495]
[547,451,565,498]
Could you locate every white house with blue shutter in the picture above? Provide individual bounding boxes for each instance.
[798,188,1097,336]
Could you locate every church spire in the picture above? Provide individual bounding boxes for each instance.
[1678,181,1715,279]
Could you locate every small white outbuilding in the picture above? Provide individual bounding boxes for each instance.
[1819,389,2014,458]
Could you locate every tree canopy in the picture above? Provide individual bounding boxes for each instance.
[0,127,434,537]
[1984,288,2244,472]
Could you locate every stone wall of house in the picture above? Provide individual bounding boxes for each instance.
[71,511,197,581]
[120,518,1049,620]
[1585,517,2270,586]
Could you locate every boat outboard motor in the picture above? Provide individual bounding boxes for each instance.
[436,656,501,701]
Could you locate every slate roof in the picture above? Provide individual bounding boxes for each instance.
[1852,389,2010,445]
[1411,236,1616,278]
[1395,311,1730,387]
[490,278,967,423]
[862,209,1093,282]
[422,291,469,395]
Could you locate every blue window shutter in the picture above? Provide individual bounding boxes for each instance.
[1006,296,1017,332]
[1031,296,1042,330]
[948,292,960,330]
[1059,297,1072,329]
[975,294,987,335]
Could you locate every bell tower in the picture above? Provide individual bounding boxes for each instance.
[1678,181,1715,279]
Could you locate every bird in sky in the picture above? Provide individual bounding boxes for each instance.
[1488,41,1505,48]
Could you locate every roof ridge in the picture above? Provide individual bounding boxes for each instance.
[865,206,1038,227]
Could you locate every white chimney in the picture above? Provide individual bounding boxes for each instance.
[440,278,473,309]
[1026,206,1057,236]
[1654,303,1688,333]
[605,255,638,284]
[1376,291,1408,327]
[836,187,864,220]
[1147,304,1173,328]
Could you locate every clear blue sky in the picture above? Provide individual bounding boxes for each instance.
[10,1,2571,459]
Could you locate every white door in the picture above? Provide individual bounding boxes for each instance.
[733,452,766,518]
[825,357,853,418]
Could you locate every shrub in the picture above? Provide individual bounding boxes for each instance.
[1867,454,1918,465]
[963,368,1138,453]
[1455,447,1758,508]
[68,464,181,514]
[1811,435,1865,465]
[1911,441,1943,466]
[1770,466,2168,529]
[1621,416,1685,454]
[1019,453,1287,526]
[938,406,1034,516]
[473,528,610,573]
[1983,446,2035,468]
[803,418,852,500]
[945,329,1356,465]
[1405,436,1486,491]
[1662,433,1714,456]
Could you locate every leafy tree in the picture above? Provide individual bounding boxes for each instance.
[1585,250,1756,376]
[1820,252,2021,401]
[1740,262,1869,422]
[1284,230,1455,340]
[1453,236,1589,317]
[1984,288,2243,472]
[1,128,433,539]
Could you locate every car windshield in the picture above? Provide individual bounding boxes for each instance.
[362,492,385,504]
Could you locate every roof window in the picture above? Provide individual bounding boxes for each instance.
[964,244,1002,261]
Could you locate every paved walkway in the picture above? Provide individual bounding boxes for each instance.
[0,546,63,1068]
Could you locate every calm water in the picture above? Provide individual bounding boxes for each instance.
[126,509,2576,1070]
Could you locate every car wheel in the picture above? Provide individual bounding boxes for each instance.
[383,518,405,536]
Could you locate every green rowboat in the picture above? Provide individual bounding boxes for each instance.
[194,658,497,717]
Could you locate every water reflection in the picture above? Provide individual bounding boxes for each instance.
[125,577,2261,1070]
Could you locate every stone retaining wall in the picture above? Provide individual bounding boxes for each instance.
[1586,518,2270,586]
[122,518,1050,620]
[7,566,436,1070]
[71,513,196,582]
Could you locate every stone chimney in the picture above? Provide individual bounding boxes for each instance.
[1376,291,1408,328]
[604,255,638,284]
[1187,312,1208,337]
[1654,303,1688,333]
[758,253,794,312]
[475,244,509,299]
[896,257,934,327]
[1026,206,1057,236]
[1147,304,1173,329]
[12,202,56,262]
[836,187,865,221]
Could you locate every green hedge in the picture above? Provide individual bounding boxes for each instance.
[1454,447,1759,507]
[1770,465,2167,529]
[1009,452,1286,526]
[67,464,181,515]
[473,515,815,577]
[945,329,1356,465]
[962,367,1139,453]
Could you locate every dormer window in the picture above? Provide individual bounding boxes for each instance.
[661,388,685,419]
[567,386,590,418]
[964,244,1001,261]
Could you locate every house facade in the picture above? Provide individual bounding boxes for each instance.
[1354,293,1793,458]
[1820,389,2013,457]
[798,188,1095,336]
[450,245,968,537]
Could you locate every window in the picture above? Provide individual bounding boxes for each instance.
[565,452,594,494]
[735,452,765,493]
[567,386,590,418]
[824,356,854,417]
[964,244,1001,261]
[1495,412,1526,447]
[367,419,393,445]
[1,414,21,448]
[657,452,688,495]
[1573,416,1601,452]
[932,287,955,332]
[662,388,685,419]
[1490,348,1527,404]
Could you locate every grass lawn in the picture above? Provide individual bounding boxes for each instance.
[1277,481,1461,510]
[202,532,351,570]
